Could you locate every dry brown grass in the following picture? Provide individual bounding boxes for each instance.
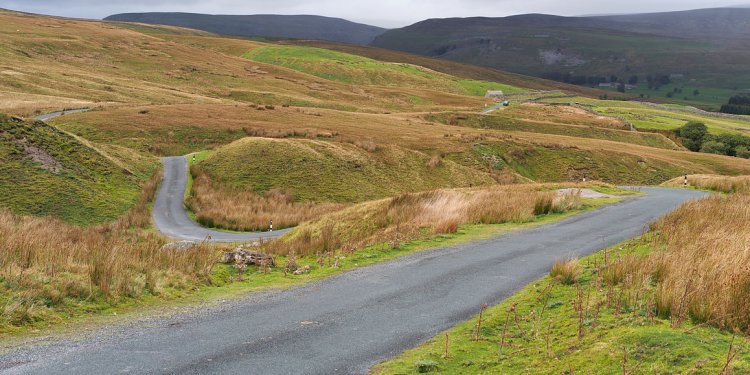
[550,258,582,285]
[663,174,750,194]
[616,194,750,333]
[186,171,345,231]
[0,171,216,329]
[264,185,582,257]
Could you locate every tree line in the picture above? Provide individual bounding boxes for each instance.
[720,95,750,115]
[675,121,750,158]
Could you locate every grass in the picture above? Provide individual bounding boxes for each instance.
[663,174,750,194]
[0,114,148,225]
[261,184,588,257]
[194,136,494,204]
[0,185,616,336]
[243,45,526,96]
[425,106,680,150]
[0,170,217,333]
[375,185,750,374]
[540,96,750,136]
[374,239,750,374]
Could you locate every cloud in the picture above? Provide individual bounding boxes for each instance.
[1,0,745,27]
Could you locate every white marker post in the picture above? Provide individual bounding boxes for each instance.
[684,175,688,187]
[269,220,273,232]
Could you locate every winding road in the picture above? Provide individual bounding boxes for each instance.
[35,109,287,243]
[153,156,291,242]
[1,187,708,375]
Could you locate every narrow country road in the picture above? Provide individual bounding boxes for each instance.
[0,188,708,375]
[153,156,291,242]
[35,110,287,243]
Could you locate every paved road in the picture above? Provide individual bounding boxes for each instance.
[153,156,291,242]
[0,188,707,375]
[35,109,286,243]
[34,108,90,121]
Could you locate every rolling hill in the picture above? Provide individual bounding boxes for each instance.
[371,8,750,110]
[0,114,145,225]
[104,13,386,45]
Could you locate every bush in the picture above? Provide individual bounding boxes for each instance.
[675,121,707,152]
[737,146,750,159]
[415,360,438,373]
[700,140,730,155]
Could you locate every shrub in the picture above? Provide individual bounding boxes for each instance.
[415,360,438,373]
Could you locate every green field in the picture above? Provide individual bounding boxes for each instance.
[540,96,750,135]
[243,45,527,96]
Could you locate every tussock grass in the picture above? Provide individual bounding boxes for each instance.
[664,174,750,193]
[621,193,750,333]
[187,171,345,231]
[550,258,582,285]
[0,171,216,331]
[264,186,582,256]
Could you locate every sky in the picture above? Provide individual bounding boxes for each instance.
[0,0,747,28]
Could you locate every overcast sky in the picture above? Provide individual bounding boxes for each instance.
[1,0,746,28]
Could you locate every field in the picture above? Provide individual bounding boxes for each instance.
[243,45,526,96]
[540,96,750,135]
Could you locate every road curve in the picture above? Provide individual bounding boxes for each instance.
[35,110,288,243]
[0,188,708,375]
[153,156,291,243]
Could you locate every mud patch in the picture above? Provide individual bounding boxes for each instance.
[22,142,63,174]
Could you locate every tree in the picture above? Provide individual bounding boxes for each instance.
[617,83,626,93]
[700,141,730,155]
[693,89,700,96]
[676,122,708,152]
[628,75,638,85]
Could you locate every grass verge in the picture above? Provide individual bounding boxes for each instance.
[0,194,616,338]
[374,191,750,374]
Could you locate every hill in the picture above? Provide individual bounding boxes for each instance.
[371,8,750,110]
[104,12,386,45]
[0,114,145,225]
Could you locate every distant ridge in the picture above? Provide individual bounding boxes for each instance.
[104,12,387,45]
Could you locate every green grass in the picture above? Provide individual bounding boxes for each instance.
[0,114,146,225]
[425,112,680,150]
[374,239,750,374]
[540,96,750,135]
[196,137,495,203]
[243,45,526,96]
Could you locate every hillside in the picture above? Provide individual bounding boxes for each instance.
[104,13,386,45]
[0,114,144,225]
[371,8,750,110]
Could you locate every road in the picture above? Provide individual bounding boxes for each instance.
[153,156,291,242]
[0,187,708,375]
[34,108,90,121]
[35,109,287,243]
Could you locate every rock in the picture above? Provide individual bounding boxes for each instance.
[221,247,275,267]
[160,241,199,251]
[293,265,311,275]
